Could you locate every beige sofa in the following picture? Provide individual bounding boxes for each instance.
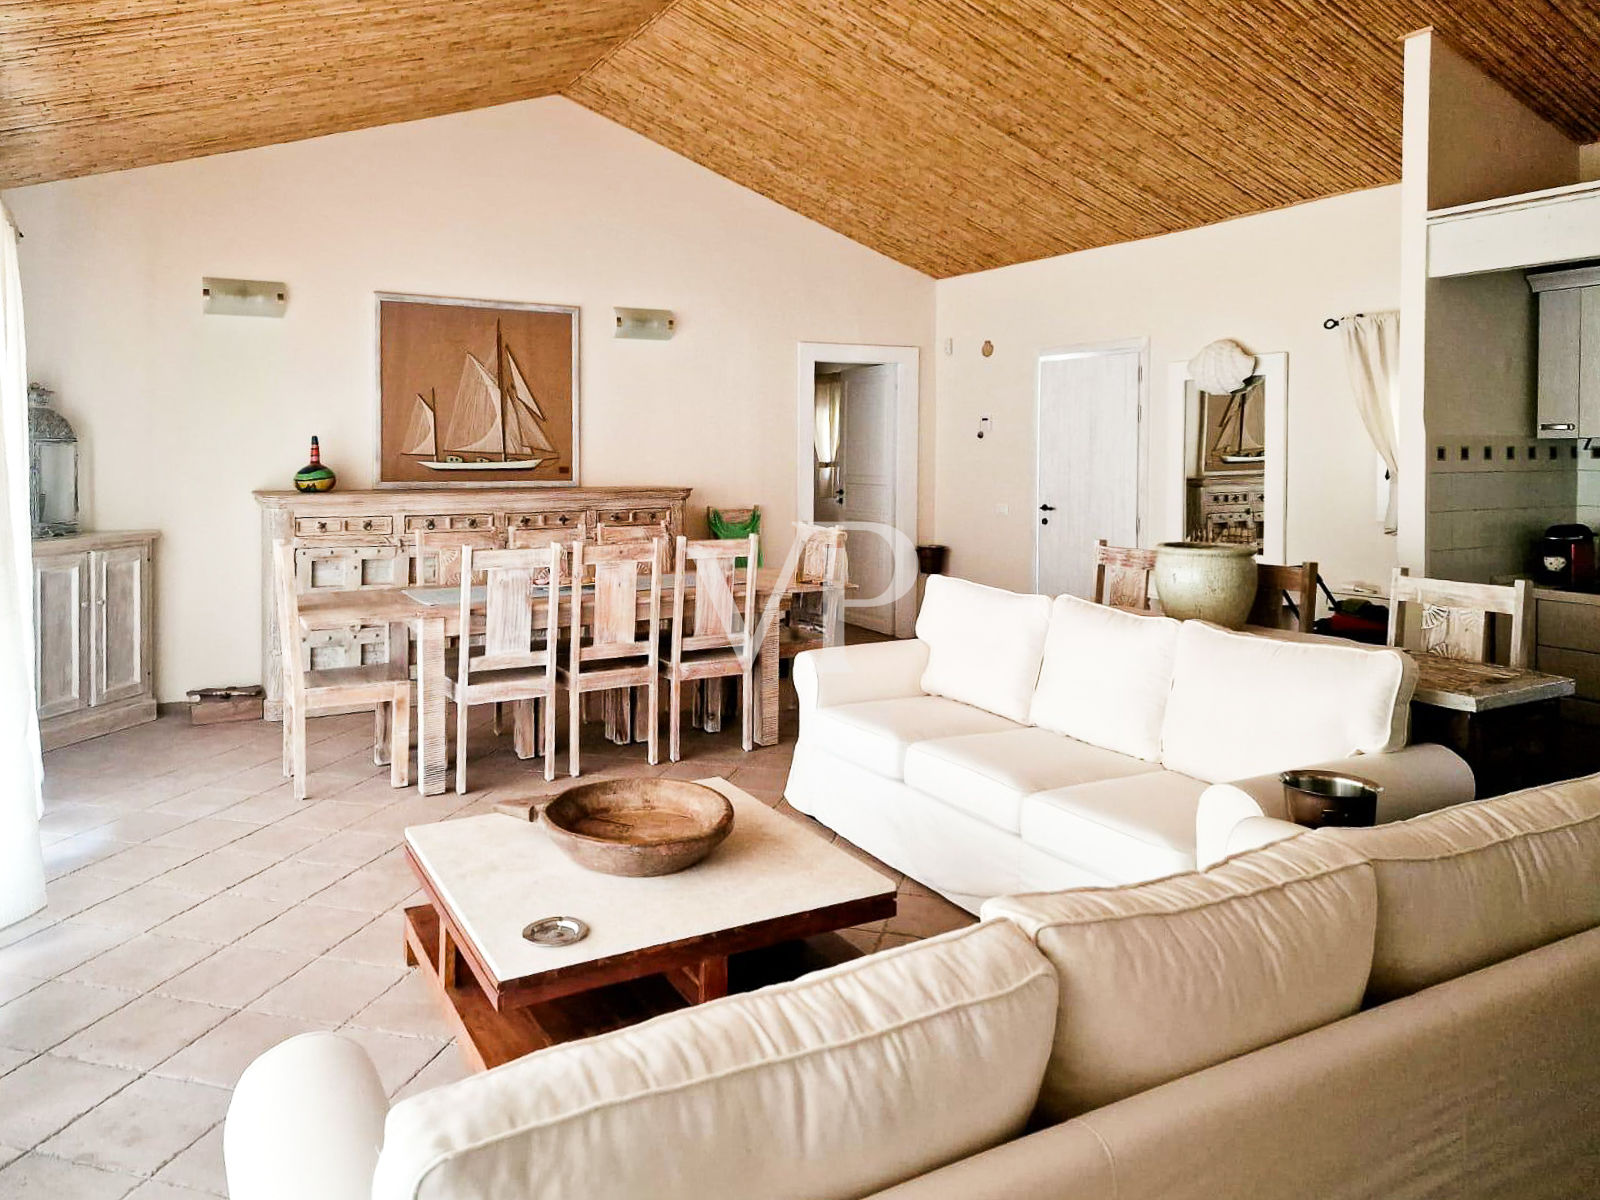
[786,575,1474,910]
[224,776,1600,1200]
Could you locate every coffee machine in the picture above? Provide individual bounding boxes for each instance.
[1536,524,1597,590]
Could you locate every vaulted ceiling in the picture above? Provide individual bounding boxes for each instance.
[6,2,1600,277]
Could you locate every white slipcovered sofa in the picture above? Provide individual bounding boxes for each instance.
[785,574,1474,910]
[225,777,1600,1200]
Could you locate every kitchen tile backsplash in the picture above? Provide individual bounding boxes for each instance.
[1428,434,1578,581]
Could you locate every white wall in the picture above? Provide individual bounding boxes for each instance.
[6,97,933,699]
[933,186,1401,595]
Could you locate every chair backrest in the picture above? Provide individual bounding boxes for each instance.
[673,535,758,659]
[509,520,589,552]
[596,521,673,572]
[413,528,507,586]
[1250,561,1319,632]
[272,540,307,694]
[793,522,848,585]
[457,545,562,679]
[1092,539,1156,610]
[1387,568,1533,668]
[287,533,411,593]
[571,539,662,666]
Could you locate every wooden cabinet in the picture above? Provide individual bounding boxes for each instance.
[1530,267,1600,437]
[33,531,158,748]
[255,487,691,718]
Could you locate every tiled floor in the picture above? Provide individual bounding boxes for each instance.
[0,696,973,1198]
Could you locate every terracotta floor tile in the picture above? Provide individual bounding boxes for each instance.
[0,1053,139,1148]
[150,1123,225,1196]
[62,935,216,995]
[220,822,325,860]
[0,980,135,1052]
[40,1074,228,1177]
[323,911,406,968]
[147,893,291,946]
[149,850,276,898]
[0,1153,140,1199]
[249,958,407,1026]
[80,845,203,886]
[149,1011,316,1089]
[295,830,394,869]
[73,885,205,936]
[228,858,352,906]
[54,994,230,1072]
[234,903,375,956]
[145,819,256,854]
[0,921,125,980]
[154,945,311,1010]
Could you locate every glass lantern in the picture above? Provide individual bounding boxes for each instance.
[28,384,79,538]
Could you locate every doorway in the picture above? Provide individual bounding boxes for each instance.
[1035,343,1146,598]
[796,343,919,637]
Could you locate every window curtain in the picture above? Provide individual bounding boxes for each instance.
[1340,310,1401,534]
[0,201,46,931]
[814,375,842,492]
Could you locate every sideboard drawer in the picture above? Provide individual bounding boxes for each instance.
[595,506,672,527]
[294,515,395,537]
[507,510,585,531]
[403,513,494,534]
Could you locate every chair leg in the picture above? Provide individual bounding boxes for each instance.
[703,678,723,734]
[391,689,410,788]
[454,698,470,795]
[289,703,308,801]
[374,703,391,766]
[668,677,682,762]
[493,702,505,737]
[741,668,754,752]
[569,685,583,778]
[632,686,650,745]
[281,702,293,777]
[647,675,660,767]
[544,689,558,782]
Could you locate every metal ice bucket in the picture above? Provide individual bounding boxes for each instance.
[1279,770,1382,829]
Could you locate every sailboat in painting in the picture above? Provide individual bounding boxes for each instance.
[401,321,556,472]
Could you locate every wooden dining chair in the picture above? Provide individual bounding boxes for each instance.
[596,520,673,571]
[443,545,562,791]
[1250,560,1319,632]
[1387,568,1534,668]
[412,527,507,587]
[273,540,411,800]
[662,535,758,760]
[1091,539,1157,609]
[558,539,663,775]
[510,521,589,557]
[781,523,849,659]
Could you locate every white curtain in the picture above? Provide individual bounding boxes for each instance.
[0,201,46,930]
[1341,311,1401,534]
[814,374,843,492]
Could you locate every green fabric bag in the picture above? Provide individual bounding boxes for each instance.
[707,506,762,567]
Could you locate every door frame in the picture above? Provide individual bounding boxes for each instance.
[1032,338,1150,594]
[796,342,920,637]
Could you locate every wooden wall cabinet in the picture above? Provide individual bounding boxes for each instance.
[1530,267,1600,437]
[33,531,158,749]
[255,487,691,718]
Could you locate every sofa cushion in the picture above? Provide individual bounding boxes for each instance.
[1328,775,1600,1002]
[808,696,1020,781]
[1160,622,1415,784]
[983,835,1376,1123]
[373,921,1059,1200]
[1028,595,1180,761]
[1019,771,1208,883]
[916,575,1053,723]
[904,728,1161,834]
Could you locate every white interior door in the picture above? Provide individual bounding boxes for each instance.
[1036,350,1142,598]
[833,364,897,634]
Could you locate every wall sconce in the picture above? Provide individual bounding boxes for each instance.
[614,307,676,340]
[203,277,288,318]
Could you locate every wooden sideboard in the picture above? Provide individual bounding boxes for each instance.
[255,487,692,718]
[34,530,159,749]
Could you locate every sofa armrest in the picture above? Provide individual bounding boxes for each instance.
[1194,744,1475,869]
[225,1033,389,1200]
[793,640,931,716]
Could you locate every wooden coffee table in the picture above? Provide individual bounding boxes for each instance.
[402,777,897,1070]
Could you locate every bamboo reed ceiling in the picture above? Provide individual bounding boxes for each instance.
[6,1,1600,276]
[0,1,673,189]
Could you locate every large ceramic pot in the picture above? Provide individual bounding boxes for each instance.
[1153,542,1258,627]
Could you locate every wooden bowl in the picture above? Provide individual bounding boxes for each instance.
[541,780,735,877]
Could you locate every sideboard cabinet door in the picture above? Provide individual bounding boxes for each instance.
[34,552,90,720]
[91,545,151,707]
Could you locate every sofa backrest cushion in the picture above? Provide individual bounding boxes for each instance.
[1028,595,1180,761]
[982,836,1375,1123]
[916,575,1053,723]
[373,920,1058,1200]
[1159,622,1415,783]
[1329,775,1600,1002]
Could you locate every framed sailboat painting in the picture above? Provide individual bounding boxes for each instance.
[375,293,579,487]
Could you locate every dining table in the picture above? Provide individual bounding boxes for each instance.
[298,568,840,796]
